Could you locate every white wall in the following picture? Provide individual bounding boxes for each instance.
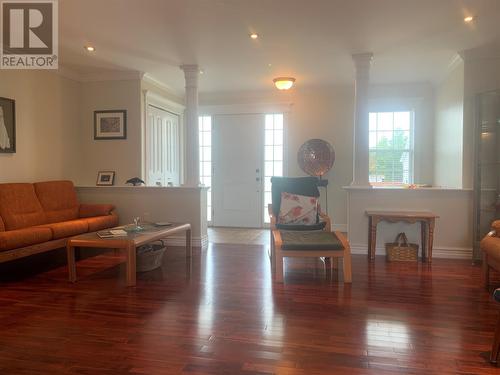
[76,186,208,247]
[201,86,354,230]
[433,60,464,188]
[346,187,473,258]
[0,70,81,183]
[78,79,142,186]
[201,83,437,229]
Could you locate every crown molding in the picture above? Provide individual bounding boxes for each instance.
[50,65,83,82]
[199,101,293,116]
[79,70,145,82]
[434,53,464,86]
[459,41,500,62]
[142,73,184,99]
[51,65,145,83]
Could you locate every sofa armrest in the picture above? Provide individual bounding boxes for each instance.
[490,220,500,237]
[79,203,115,218]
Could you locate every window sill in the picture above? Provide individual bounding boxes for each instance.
[343,185,472,192]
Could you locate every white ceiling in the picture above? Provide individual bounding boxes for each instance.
[59,0,500,94]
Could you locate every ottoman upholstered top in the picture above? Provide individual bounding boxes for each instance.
[279,230,344,251]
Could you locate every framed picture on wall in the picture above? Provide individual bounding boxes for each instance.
[0,97,15,153]
[94,110,127,140]
[96,171,116,186]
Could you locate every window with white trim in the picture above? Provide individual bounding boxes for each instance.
[369,111,414,184]
[199,116,212,221]
[264,114,284,223]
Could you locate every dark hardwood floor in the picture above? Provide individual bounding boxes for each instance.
[0,243,499,374]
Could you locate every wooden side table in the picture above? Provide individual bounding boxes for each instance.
[366,211,439,262]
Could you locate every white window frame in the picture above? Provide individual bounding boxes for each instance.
[368,110,415,185]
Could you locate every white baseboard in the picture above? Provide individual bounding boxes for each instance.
[349,244,472,259]
[163,234,208,249]
[331,224,348,232]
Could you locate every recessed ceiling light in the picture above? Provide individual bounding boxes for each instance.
[84,45,95,52]
[199,69,204,75]
[464,16,475,23]
[249,33,259,40]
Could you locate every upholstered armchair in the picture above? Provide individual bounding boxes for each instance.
[481,220,500,289]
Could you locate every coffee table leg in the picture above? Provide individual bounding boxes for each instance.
[126,243,136,287]
[66,243,77,282]
[186,228,192,258]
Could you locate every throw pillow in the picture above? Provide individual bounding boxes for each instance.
[278,192,318,225]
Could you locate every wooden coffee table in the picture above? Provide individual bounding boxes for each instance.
[66,223,191,286]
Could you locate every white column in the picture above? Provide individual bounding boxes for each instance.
[351,53,373,186]
[181,64,200,187]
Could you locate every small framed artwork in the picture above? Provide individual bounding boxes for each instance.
[96,171,116,186]
[94,110,127,140]
[0,97,16,153]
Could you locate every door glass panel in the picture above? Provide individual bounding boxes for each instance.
[264,114,284,223]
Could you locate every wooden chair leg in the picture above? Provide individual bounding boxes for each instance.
[270,232,276,272]
[490,312,500,364]
[275,249,284,283]
[343,250,352,283]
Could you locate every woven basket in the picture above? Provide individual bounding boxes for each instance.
[385,233,418,262]
[136,241,166,272]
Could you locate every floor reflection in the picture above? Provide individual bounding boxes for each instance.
[197,243,215,338]
[261,246,284,341]
[366,319,411,349]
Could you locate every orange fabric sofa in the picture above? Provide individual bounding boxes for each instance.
[0,180,118,263]
[481,220,500,289]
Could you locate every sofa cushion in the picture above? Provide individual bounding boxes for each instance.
[38,219,89,240]
[0,216,4,232]
[0,183,46,230]
[83,215,119,232]
[79,204,115,218]
[0,227,53,252]
[34,180,79,223]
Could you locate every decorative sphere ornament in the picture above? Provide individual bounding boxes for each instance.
[297,139,335,177]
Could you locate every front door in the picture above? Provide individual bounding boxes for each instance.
[212,114,264,228]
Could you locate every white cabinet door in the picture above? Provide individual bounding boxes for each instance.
[212,114,264,228]
[146,105,180,186]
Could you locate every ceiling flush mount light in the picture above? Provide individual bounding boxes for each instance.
[273,77,296,90]
[464,15,475,23]
[84,45,95,52]
[250,33,259,40]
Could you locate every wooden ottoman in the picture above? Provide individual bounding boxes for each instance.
[272,230,352,283]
